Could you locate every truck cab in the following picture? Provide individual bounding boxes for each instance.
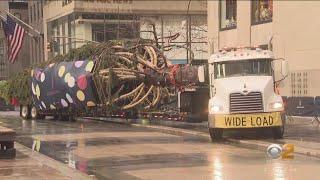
[207,47,286,141]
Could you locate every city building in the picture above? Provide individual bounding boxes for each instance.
[43,0,207,64]
[0,0,30,80]
[207,0,320,97]
[28,0,45,65]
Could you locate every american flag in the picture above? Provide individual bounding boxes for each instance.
[1,15,25,63]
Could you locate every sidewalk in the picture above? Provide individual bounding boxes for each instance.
[0,142,92,180]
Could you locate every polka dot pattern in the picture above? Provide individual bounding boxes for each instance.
[49,63,55,68]
[50,104,56,109]
[31,82,36,95]
[64,73,71,83]
[67,76,75,88]
[85,61,94,72]
[41,101,46,109]
[77,75,87,90]
[61,99,68,107]
[35,85,40,99]
[87,101,96,107]
[66,93,73,103]
[58,66,66,77]
[77,90,85,101]
[40,73,45,82]
[75,61,84,68]
[31,60,97,111]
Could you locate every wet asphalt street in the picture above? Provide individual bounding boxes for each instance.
[0,112,319,180]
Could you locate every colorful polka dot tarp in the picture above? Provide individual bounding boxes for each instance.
[31,60,98,110]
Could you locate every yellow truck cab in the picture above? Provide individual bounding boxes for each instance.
[207,47,286,141]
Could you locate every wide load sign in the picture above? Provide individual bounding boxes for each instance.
[213,112,282,128]
[31,60,98,111]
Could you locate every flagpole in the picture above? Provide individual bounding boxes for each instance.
[0,13,34,38]
[4,10,41,36]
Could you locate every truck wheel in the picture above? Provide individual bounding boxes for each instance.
[30,106,45,120]
[209,128,223,141]
[273,114,285,139]
[21,105,30,120]
[272,126,284,139]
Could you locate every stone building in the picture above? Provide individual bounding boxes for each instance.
[207,0,320,97]
[28,0,45,65]
[0,0,29,80]
[43,0,208,64]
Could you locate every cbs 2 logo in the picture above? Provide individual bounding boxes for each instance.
[267,144,294,159]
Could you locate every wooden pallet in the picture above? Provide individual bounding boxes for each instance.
[0,126,16,159]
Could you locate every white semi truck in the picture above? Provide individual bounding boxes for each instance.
[206,47,287,141]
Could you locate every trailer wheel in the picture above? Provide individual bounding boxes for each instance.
[209,128,223,141]
[30,106,45,120]
[20,105,30,120]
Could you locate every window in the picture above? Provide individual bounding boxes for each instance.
[219,0,237,30]
[37,2,40,19]
[252,0,273,25]
[214,59,272,79]
[14,13,21,20]
[62,0,72,6]
[40,1,43,18]
[29,6,32,22]
[33,4,36,22]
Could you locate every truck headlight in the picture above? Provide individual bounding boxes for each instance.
[210,104,223,113]
[269,102,284,110]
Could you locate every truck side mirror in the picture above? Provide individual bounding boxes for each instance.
[198,66,205,83]
[273,58,288,82]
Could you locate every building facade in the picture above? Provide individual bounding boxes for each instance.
[28,0,45,65]
[43,0,208,64]
[208,0,320,97]
[0,0,30,80]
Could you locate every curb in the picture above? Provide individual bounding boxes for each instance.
[15,142,93,180]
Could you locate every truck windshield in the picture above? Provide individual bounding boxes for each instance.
[214,59,272,79]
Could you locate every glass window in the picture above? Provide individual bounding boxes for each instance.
[41,1,43,18]
[14,13,21,20]
[92,23,139,42]
[214,59,272,79]
[252,0,273,25]
[37,2,40,19]
[33,4,36,22]
[29,6,32,22]
[62,0,72,6]
[220,0,237,30]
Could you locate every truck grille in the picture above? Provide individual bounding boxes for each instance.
[230,92,263,113]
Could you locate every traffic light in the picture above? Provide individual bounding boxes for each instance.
[46,42,52,52]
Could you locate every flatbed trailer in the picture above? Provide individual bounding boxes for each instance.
[18,43,209,123]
